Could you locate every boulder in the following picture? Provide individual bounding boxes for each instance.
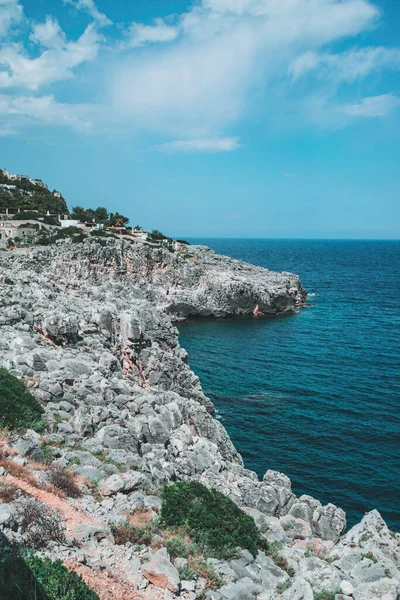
[142,548,180,592]
[0,504,13,526]
[37,312,79,345]
[282,576,314,600]
[95,425,138,452]
[340,580,354,595]
[11,430,41,457]
[298,556,342,593]
[219,577,261,600]
[73,524,114,544]
[352,578,400,600]
[312,503,346,542]
[98,474,125,496]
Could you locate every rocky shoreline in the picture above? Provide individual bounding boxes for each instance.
[0,238,398,600]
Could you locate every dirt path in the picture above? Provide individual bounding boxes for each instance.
[1,440,160,600]
[7,474,98,536]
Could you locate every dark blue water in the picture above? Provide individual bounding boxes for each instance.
[178,240,400,530]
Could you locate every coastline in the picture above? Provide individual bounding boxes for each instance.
[0,237,399,600]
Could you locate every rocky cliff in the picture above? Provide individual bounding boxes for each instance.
[0,238,398,600]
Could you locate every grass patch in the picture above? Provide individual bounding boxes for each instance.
[111,519,159,546]
[259,540,295,576]
[165,533,198,559]
[179,557,222,588]
[276,580,292,594]
[361,551,378,563]
[0,370,45,432]
[161,481,260,559]
[313,592,339,600]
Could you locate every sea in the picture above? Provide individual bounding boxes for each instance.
[177,239,400,530]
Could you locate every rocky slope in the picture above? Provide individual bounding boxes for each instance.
[0,238,398,600]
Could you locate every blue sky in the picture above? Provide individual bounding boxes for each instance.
[0,0,399,238]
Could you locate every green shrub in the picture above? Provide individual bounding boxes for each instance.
[12,211,42,220]
[361,551,378,563]
[161,481,260,559]
[0,548,99,600]
[165,534,198,559]
[313,592,338,600]
[18,222,40,229]
[27,555,99,600]
[71,234,86,244]
[0,370,44,431]
[90,229,107,237]
[42,216,60,226]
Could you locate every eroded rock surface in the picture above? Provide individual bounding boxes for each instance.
[0,238,398,600]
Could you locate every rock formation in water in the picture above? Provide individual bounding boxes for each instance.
[0,238,398,600]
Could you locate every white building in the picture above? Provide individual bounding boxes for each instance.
[0,219,48,249]
[30,179,48,189]
[60,219,80,228]
[8,174,29,182]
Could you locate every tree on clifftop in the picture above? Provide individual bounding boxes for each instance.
[93,207,108,223]
[71,206,110,224]
[109,212,129,227]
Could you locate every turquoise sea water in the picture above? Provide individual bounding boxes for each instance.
[178,239,400,529]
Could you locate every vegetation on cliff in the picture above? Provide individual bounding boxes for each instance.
[161,481,260,558]
[70,206,130,227]
[0,548,99,600]
[0,369,44,431]
[0,171,68,215]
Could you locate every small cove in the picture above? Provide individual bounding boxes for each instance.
[178,239,400,529]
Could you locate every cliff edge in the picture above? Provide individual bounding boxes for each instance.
[0,238,398,600]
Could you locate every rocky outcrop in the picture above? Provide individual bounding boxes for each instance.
[0,238,306,320]
[0,238,398,600]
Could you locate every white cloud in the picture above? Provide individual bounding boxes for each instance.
[30,16,66,49]
[112,0,380,136]
[0,93,98,130]
[126,19,179,48]
[63,0,112,27]
[341,94,400,117]
[0,24,102,89]
[0,126,17,136]
[291,47,400,81]
[1,0,398,140]
[0,0,23,37]
[155,137,241,152]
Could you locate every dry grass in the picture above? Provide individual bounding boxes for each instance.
[0,454,65,498]
[0,480,19,502]
[15,496,66,549]
[112,517,159,546]
[46,465,82,499]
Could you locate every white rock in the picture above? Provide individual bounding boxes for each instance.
[340,580,354,595]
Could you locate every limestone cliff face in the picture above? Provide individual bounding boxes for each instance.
[8,239,306,319]
[0,239,398,600]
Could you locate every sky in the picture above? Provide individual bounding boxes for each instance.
[0,0,399,238]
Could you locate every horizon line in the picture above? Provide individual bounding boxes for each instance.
[177,236,400,242]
